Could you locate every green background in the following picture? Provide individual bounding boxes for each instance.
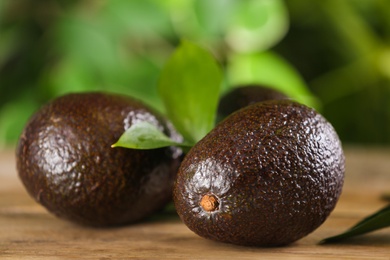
[1,0,390,148]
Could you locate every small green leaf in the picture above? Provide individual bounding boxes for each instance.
[320,204,390,244]
[112,121,193,150]
[158,40,222,144]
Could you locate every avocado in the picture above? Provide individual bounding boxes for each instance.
[174,100,345,247]
[16,92,182,227]
[217,84,287,121]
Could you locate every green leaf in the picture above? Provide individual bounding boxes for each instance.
[320,204,390,244]
[226,51,319,109]
[112,121,193,150]
[158,40,222,143]
[225,0,289,52]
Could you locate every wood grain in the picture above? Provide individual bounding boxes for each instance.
[0,147,389,259]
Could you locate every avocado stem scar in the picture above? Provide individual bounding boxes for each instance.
[200,194,219,212]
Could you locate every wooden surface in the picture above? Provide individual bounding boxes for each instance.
[0,147,389,259]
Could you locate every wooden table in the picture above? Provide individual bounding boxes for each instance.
[0,147,389,259]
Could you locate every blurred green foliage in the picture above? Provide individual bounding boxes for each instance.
[1,0,390,147]
[277,0,390,145]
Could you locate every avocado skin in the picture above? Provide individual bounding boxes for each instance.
[174,100,345,247]
[16,92,182,227]
[217,85,287,120]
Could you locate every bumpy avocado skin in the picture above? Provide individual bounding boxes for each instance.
[174,100,345,247]
[16,92,182,227]
[217,85,288,120]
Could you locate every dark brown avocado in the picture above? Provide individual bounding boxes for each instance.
[16,92,182,227]
[174,100,345,247]
[217,84,288,121]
